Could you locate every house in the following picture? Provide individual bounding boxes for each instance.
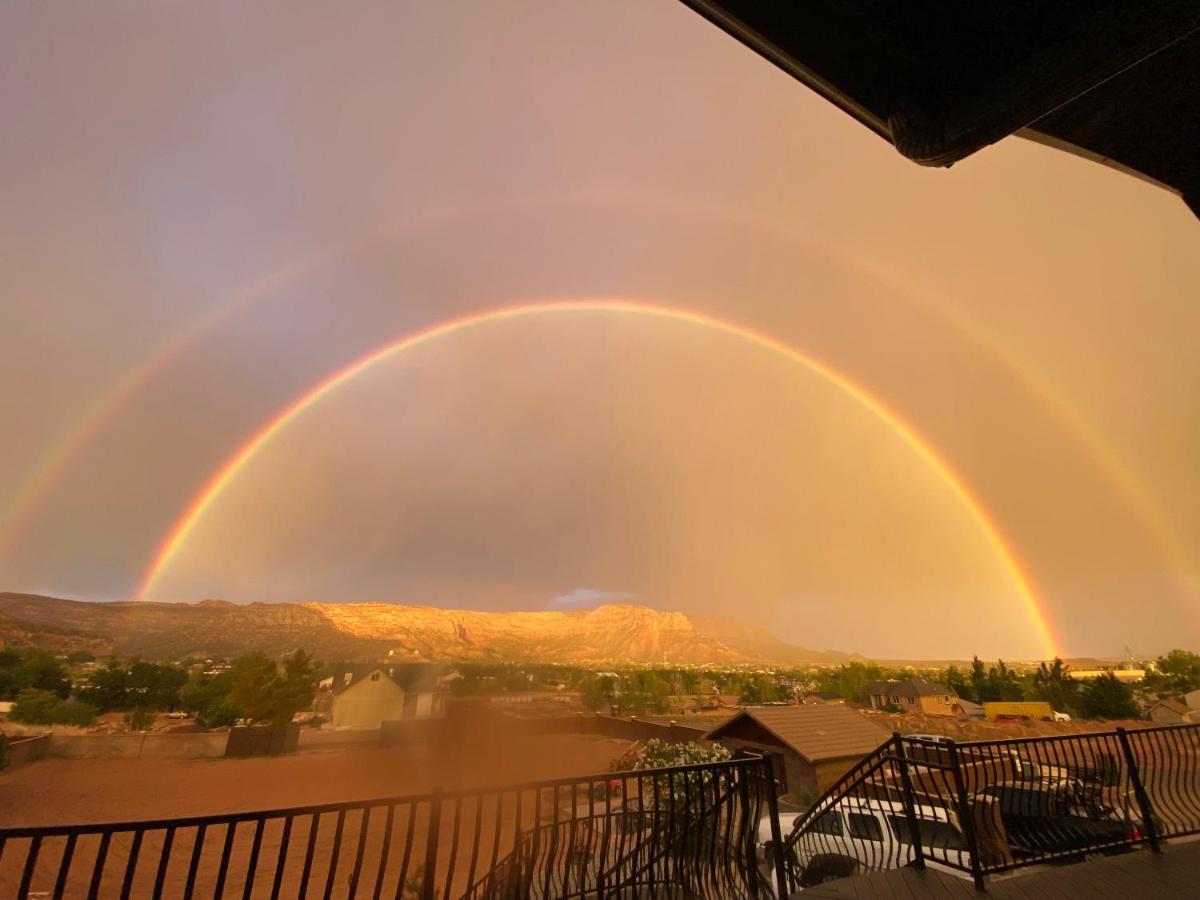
[1184,689,1200,712]
[867,678,958,717]
[954,698,986,720]
[1148,698,1198,725]
[331,664,446,730]
[704,705,891,798]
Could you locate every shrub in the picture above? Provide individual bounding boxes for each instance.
[198,701,242,729]
[630,738,731,770]
[125,707,155,732]
[10,689,97,726]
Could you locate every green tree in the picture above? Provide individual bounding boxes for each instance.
[126,661,186,710]
[79,659,130,712]
[581,674,617,711]
[228,650,317,725]
[199,701,242,729]
[968,656,989,702]
[1154,650,1200,693]
[738,675,787,705]
[1031,658,1080,715]
[0,649,70,700]
[944,665,970,699]
[10,688,97,726]
[180,669,234,718]
[988,661,1024,702]
[1080,673,1140,720]
[816,662,884,703]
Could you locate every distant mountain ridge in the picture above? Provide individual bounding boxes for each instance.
[0,593,858,665]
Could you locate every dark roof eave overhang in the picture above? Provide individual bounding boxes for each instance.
[678,0,1200,212]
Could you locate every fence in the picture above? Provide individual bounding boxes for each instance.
[4,734,50,769]
[781,723,1200,892]
[225,724,301,758]
[0,755,776,899]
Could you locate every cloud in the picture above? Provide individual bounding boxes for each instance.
[546,588,635,610]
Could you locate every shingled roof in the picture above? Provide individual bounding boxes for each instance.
[704,705,890,763]
[868,678,956,699]
[330,663,442,696]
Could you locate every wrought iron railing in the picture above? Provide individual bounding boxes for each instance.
[780,723,1200,894]
[0,755,774,899]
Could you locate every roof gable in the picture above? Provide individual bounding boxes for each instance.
[331,663,442,695]
[868,678,955,699]
[705,705,890,763]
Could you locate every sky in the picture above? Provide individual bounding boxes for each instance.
[1,1,1197,660]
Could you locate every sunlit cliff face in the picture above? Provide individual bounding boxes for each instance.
[1,2,1198,659]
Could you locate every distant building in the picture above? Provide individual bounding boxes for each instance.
[704,705,891,798]
[1185,689,1200,713]
[954,698,986,720]
[1148,698,1198,726]
[867,678,958,717]
[331,664,446,730]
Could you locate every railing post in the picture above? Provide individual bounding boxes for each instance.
[945,738,986,891]
[736,762,758,893]
[892,733,926,872]
[422,786,442,900]
[763,755,791,898]
[1117,727,1161,852]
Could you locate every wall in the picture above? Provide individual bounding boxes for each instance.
[378,712,709,750]
[298,728,381,752]
[811,757,864,794]
[707,724,815,799]
[225,724,300,757]
[588,715,708,743]
[1150,705,1187,726]
[46,732,227,759]
[917,695,958,717]
[5,733,51,768]
[332,673,408,729]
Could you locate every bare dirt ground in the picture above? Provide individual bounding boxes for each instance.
[0,732,632,827]
[0,733,637,898]
[872,709,1151,740]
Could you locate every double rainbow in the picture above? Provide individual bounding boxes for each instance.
[131,298,1060,657]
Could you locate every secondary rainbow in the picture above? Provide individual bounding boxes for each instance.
[134,298,1060,657]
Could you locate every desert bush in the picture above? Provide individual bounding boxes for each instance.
[124,707,155,732]
[10,688,97,726]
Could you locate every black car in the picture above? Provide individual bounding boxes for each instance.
[976,781,1140,860]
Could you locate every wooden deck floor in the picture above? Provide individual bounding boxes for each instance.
[795,838,1200,899]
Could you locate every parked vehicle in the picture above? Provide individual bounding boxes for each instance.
[759,796,972,893]
[760,779,1139,893]
[906,733,953,744]
[976,781,1139,860]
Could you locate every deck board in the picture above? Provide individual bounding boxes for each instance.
[794,838,1200,899]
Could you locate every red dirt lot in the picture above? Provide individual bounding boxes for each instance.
[0,732,632,827]
[0,734,635,898]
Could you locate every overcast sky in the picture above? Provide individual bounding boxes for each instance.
[2,1,1197,659]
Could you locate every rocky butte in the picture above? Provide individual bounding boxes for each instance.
[0,593,857,665]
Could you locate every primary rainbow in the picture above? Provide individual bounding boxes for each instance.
[134,298,1060,657]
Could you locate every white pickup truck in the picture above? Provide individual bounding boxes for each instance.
[758,796,971,892]
[758,780,1139,894]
